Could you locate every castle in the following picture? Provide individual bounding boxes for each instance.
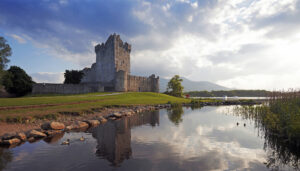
[32,34,159,94]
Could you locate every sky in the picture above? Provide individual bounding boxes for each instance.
[0,0,300,90]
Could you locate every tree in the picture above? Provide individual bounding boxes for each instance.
[0,36,12,71]
[3,66,34,96]
[64,70,84,84]
[0,36,12,86]
[167,75,184,97]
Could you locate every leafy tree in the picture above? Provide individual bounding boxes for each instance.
[3,66,34,96]
[0,36,12,71]
[167,75,184,97]
[0,36,12,86]
[64,70,84,84]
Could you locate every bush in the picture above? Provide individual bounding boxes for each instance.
[64,70,84,84]
[3,66,34,96]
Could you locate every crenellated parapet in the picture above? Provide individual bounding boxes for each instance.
[95,34,131,54]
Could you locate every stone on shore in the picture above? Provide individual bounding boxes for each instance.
[27,137,36,143]
[66,121,89,131]
[1,133,16,140]
[16,132,27,141]
[110,112,122,118]
[85,120,100,127]
[28,130,47,139]
[100,118,107,124]
[109,117,117,120]
[45,130,63,136]
[41,122,65,130]
[1,138,21,145]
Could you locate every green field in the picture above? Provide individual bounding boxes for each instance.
[0,92,191,121]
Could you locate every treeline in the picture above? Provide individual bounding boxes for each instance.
[186,90,270,97]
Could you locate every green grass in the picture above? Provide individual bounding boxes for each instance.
[0,92,191,121]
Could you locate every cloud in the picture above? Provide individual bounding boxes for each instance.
[9,34,26,44]
[30,72,64,83]
[1,0,300,89]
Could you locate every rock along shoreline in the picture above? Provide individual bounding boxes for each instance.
[0,100,262,148]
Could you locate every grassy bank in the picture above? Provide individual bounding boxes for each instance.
[0,92,191,122]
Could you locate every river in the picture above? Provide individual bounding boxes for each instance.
[0,106,298,171]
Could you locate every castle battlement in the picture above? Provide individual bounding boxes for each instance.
[95,34,131,53]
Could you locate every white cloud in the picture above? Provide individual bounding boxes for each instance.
[31,72,64,83]
[10,34,26,44]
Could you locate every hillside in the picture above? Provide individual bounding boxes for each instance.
[160,77,229,92]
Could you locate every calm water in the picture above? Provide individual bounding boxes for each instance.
[0,106,298,171]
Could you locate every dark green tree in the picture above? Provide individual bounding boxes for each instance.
[64,70,84,84]
[3,66,34,96]
[167,75,184,97]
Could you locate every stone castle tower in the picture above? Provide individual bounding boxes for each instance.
[32,34,159,94]
[81,34,159,92]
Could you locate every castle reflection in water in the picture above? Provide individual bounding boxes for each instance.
[92,111,159,166]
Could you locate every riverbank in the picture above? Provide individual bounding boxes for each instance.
[0,92,264,146]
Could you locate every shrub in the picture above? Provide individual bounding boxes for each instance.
[3,66,34,96]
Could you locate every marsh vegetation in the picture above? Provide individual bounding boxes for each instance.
[235,90,300,170]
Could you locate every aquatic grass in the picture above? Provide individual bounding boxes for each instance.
[235,90,300,169]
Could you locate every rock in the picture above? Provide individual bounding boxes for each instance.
[27,137,36,143]
[76,121,89,129]
[45,130,63,136]
[1,133,16,140]
[41,122,65,130]
[110,112,122,118]
[65,125,73,131]
[1,138,21,145]
[100,118,107,124]
[65,121,89,131]
[85,120,100,127]
[109,117,117,120]
[16,132,27,142]
[28,130,47,139]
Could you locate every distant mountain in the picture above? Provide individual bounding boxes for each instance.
[159,77,229,92]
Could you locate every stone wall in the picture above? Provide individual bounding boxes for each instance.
[114,35,131,74]
[126,74,159,92]
[32,83,104,94]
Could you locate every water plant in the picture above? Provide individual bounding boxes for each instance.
[235,90,300,169]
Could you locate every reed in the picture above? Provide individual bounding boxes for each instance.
[235,90,300,169]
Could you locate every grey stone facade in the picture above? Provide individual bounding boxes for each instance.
[32,83,104,94]
[32,34,159,94]
[81,34,159,92]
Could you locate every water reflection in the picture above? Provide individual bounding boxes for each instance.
[92,111,159,166]
[0,149,12,171]
[167,107,184,126]
[0,106,298,170]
